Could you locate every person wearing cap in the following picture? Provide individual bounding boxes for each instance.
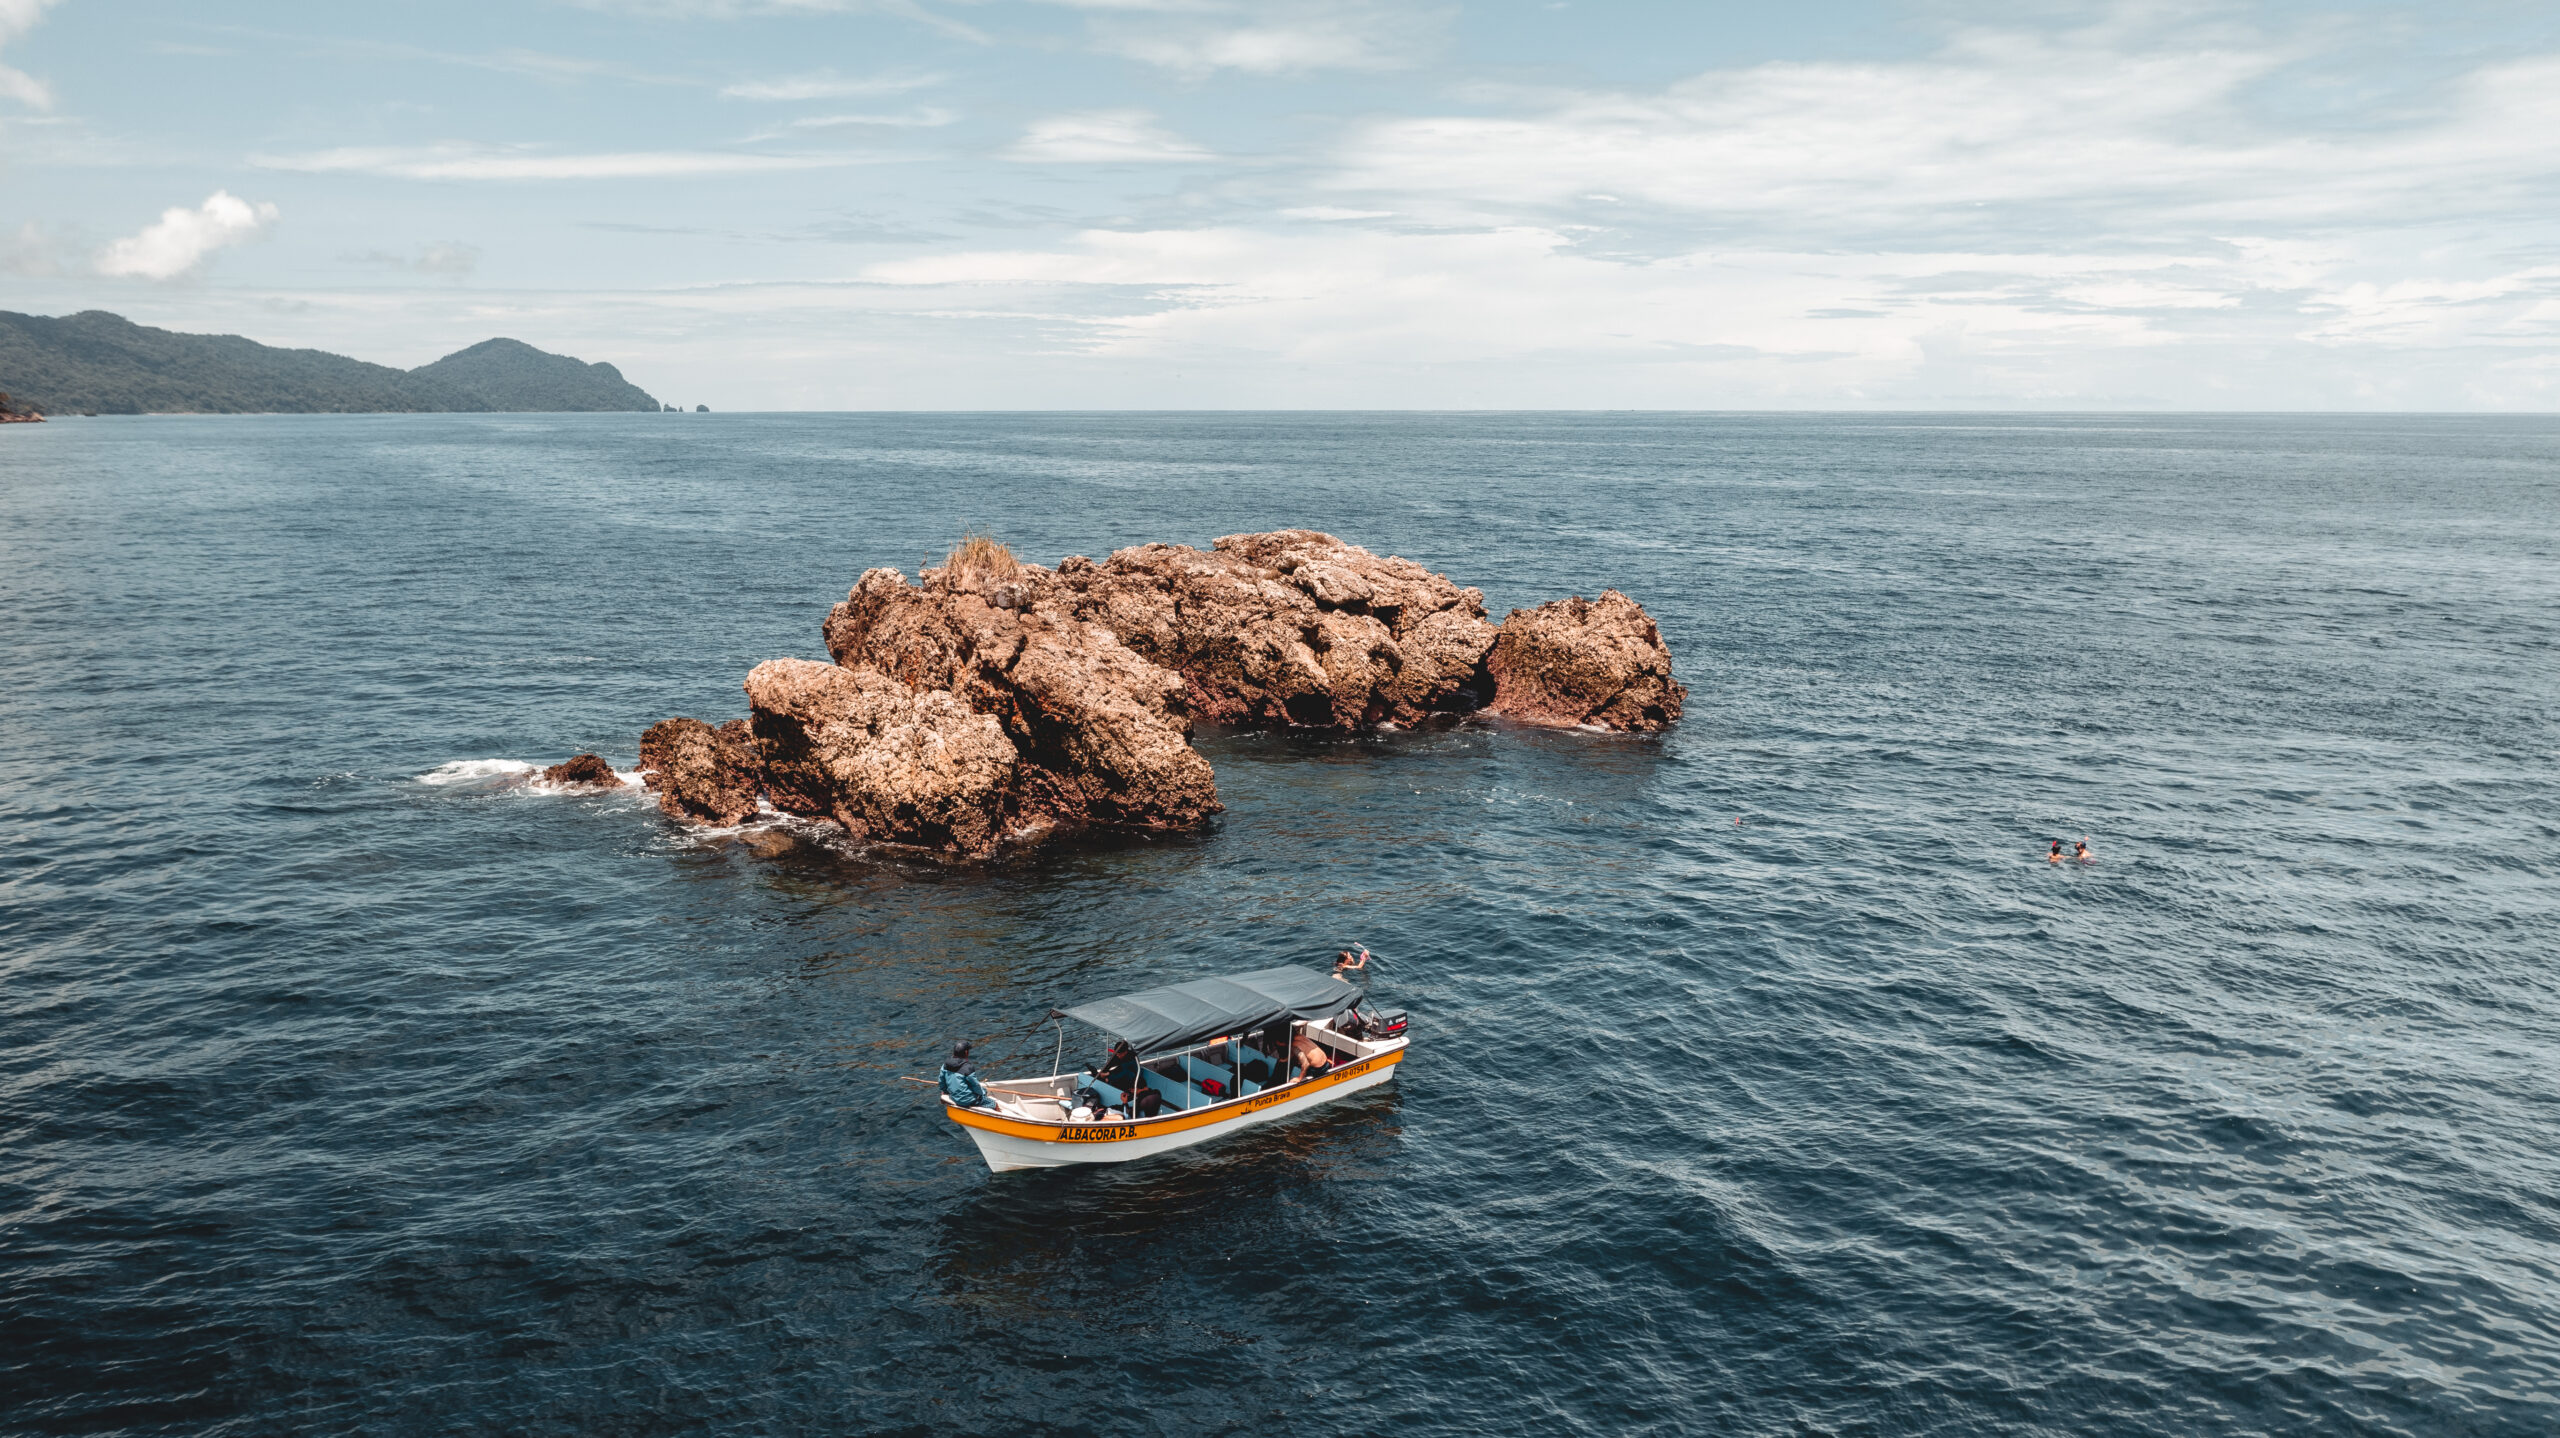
[1092,1039,1139,1095]
[939,1041,997,1110]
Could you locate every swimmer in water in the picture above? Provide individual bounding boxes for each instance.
[2075,837,2094,863]
[2048,839,2064,863]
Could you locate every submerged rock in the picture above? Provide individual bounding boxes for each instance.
[638,716,762,826]
[632,530,1678,855]
[1485,590,1686,732]
[541,753,622,788]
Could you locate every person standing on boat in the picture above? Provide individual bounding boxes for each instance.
[939,1042,997,1110]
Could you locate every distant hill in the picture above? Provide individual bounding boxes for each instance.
[408,338,662,413]
[0,310,662,415]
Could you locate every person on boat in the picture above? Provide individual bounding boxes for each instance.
[1092,1039,1139,1095]
[2075,837,2095,863]
[1333,947,1371,982]
[1292,1030,1337,1078]
[939,1042,997,1110]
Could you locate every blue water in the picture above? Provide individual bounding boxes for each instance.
[3,413,2556,1436]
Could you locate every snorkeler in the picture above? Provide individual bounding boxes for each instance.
[2048,839,2064,864]
[2075,837,2094,863]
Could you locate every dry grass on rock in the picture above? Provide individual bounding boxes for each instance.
[942,532,1020,590]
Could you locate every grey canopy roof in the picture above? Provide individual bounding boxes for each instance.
[1060,966,1364,1056]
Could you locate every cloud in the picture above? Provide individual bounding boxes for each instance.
[568,0,988,43]
[0,0,62,109]
[772,107,957,131]
[1059,0,1447,76]
[1322,25,2560,244]
[96,191,279,280]
[719,68,944,101]
[844,213,2560,408]
[1,217,70,275]
[1004,109,1211,163]
[344,242,481,276]
[252,144,864,180]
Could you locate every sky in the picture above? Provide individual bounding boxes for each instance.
[2,0,2557,410]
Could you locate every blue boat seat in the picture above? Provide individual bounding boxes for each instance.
[1142,1067,1212,1111]
[1178,1054,1242,1099]
[1081,1077,1127,1108]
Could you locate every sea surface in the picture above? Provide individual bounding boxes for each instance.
[2,412,2556,1437]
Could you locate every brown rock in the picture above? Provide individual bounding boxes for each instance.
[629,530,1679,852]
[744,657,1020,855]
[638,717,762,826]
[1039,530,1496,728]
[821,568,1220,833]
[1485,589,1686,732]
[540,752,622,788]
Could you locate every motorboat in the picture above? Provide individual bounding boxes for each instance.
[940,965,1409,1172]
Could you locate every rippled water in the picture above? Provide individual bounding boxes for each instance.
[3,413,2556,1436]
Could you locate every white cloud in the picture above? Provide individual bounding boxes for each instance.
[719,68,944,101]
[416,241,478,276]
[0,0,62,109]
[570,0,988,43]
[847,217,2560,407]
[1323,30,2560,241]
[1067,0,1446,76]
[344,241,480,276]
[780,107,957,130]
[251,144,863,180]
[1004,109,1211,163]
[96,191,279,280]
[1,217,69,274]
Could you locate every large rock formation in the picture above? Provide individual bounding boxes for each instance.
[1486,590,1686,732]
[1042,530,1500,729]
[745,658,1021,852]
[634,531,1679,856]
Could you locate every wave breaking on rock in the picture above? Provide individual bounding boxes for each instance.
[637,530,1683,856]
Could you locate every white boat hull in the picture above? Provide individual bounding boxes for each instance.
[947,1043,1404,1172]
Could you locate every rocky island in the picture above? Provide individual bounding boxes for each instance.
[633,531,1683,856]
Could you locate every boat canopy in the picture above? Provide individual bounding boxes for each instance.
[1059,966,1364,1056]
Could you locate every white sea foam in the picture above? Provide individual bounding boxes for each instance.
[417,759,537,787]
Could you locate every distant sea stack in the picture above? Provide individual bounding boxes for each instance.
[0,309,661,415]
[639,530,1684,857]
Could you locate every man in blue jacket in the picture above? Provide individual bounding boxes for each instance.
[940,1041,996,1110]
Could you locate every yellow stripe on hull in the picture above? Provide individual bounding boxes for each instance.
[944,1044,1406,1170]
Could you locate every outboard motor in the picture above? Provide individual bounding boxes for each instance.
[1366,1006,1409,1039]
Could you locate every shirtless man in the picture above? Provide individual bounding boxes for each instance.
[1292,1030,1336,1078]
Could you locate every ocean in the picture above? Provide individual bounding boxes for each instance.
[2,412,2555,1435]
